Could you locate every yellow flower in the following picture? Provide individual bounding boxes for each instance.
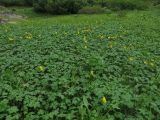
[100,35,104,39]
[101,96,107,105]
[83,36,88,43]
[90,70,94,76]
[26,36,32,39]
[150,62,154,67]
[84,45,88,49]
[8,37,15,43]
[123,46,127,49]
[108,36,116,40]
[83,29,91,33]
[38,66,45,72]
[144,61,148,65]
[108,42,113,48]
[129,57,134,61]
[109,43,113,48]
[25,32,32,40]
[8,37,14,41]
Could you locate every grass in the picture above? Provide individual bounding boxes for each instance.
[0,7,160,120]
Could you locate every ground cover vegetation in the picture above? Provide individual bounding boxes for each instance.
[0,0,160,120]
[0,7,160,119]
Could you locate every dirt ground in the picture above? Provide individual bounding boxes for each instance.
[0,6,26,24]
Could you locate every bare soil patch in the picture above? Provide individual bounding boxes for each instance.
[0,6,26,24]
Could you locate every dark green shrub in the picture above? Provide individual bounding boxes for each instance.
[33,0,85,14]
[32,0,153,14]
[44,0,70,14]
[152,0,160,5]
[0,0,33,6]
[33,0,47,12]
[86,0,95,6]
[65,0,83,14]
[25,0,33,6]
[0,0,24,6]
[78,6,106,14]
[99,0,150,10]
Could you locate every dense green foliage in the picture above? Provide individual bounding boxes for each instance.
[101,0,150,10]
[0,0,33,6]
[32,0,157,14]
[0,8,160,119]
[33,0,84,14]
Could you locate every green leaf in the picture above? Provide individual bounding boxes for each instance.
[83,96,89,109]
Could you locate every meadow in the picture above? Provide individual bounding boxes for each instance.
[0,7,160,120]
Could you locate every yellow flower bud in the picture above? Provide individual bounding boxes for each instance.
[109,44,113,48]
[123,46,127,49]
[84,45,87,49]
[8,37,14,41]
[101,96,107,105]
[38,66,45,72]
[150,62,154,67]
[90,70,94,76]
[144,61,148,65]
[129,57,134,61]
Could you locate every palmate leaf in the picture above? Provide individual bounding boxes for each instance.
[0,99,8,112]
[83,96,89,109]
[8,106,18,114]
